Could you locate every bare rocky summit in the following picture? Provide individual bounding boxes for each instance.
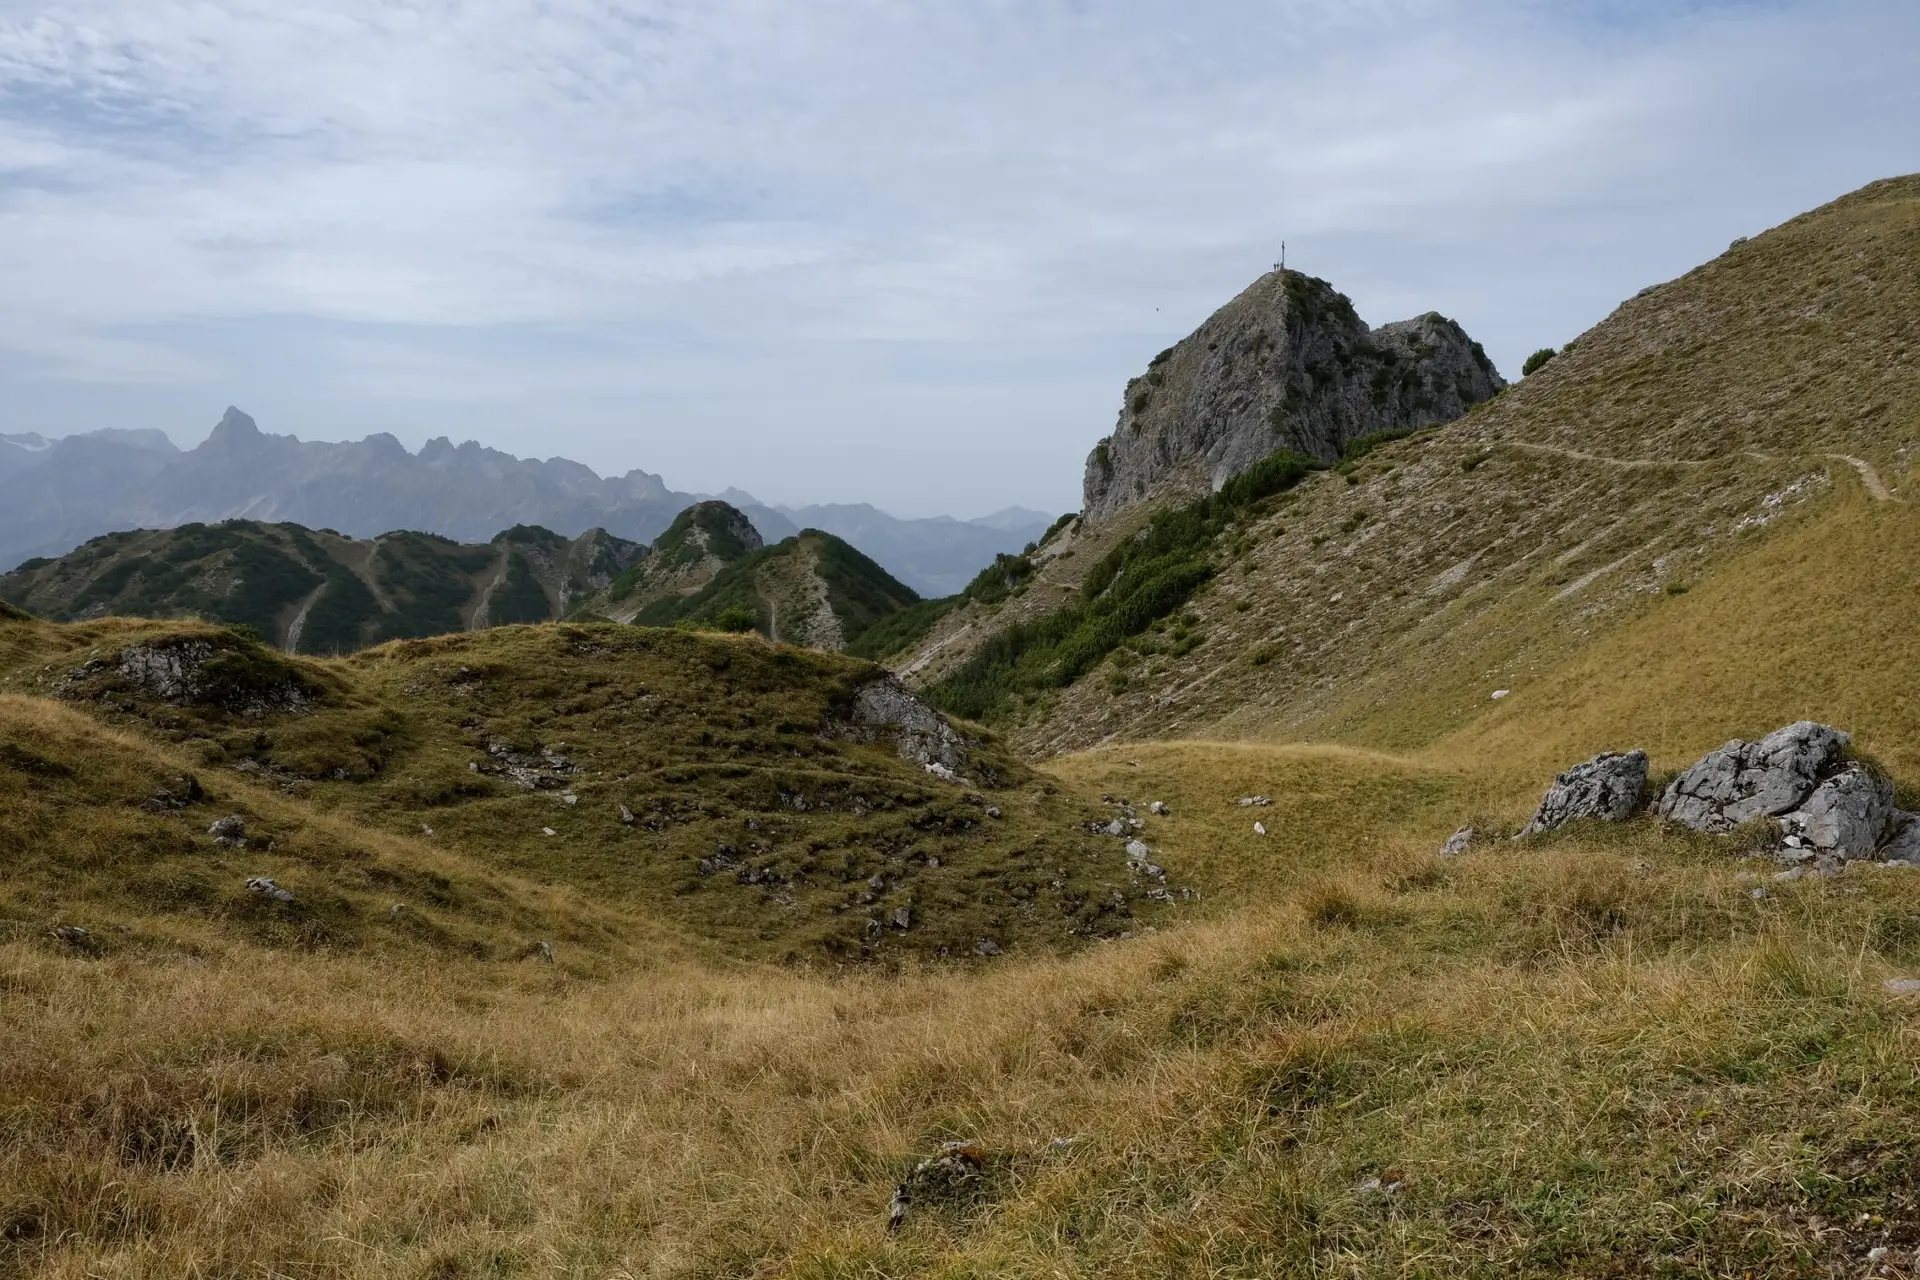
[1082,269,1503,522]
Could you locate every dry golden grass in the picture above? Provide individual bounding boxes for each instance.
[13,720,1920,1275]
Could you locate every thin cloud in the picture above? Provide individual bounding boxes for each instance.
[0,0,1913,514]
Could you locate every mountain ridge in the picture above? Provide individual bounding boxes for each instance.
[0,410,1054,597]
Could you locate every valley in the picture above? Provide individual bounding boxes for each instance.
[4,175,1920,1277]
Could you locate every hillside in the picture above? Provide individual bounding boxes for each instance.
[0,520,643,654]
[907,176,1920,768]
[880,269,1503,692]
[0,610,1173,966]
[636,527,923,652]
[576,499,762,622]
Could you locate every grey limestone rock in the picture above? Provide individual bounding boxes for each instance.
[1081,270,1503,523]
[208,814,247,847]
[1779,765,1894,859]
[1440,826,1475,856]
[1657,721,1849,833]
[1525,749,1649,834]
[244,875,293,902]
[845,676,971,776]
[1882,812,1920,865]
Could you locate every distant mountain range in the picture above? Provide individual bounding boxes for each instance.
[0,408,1055,596]
[0,500,924,656]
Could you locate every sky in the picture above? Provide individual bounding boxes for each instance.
[0,1,1915,518]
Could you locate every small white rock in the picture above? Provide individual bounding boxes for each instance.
[561,793,579,806]
[1491,689,1510,700]
[541,827,557,837]
[1149,801,1169,816]
[1868,1246,1889,1262]
[1885,978,1920,996]
[1253,821,1267,837]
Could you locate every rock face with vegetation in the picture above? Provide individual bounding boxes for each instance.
[0,519,643,654]
[1082,269,1503,523]
[631,528,921,653]
[579,500,763,623]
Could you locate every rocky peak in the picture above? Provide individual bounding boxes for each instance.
[206,406,263,446]
[1082,269,1503,523]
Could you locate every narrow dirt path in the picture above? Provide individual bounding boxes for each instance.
[283,581,328,654]
[1824,453,1895,501]
[468,550,511,630]
[1514,441,1896,502]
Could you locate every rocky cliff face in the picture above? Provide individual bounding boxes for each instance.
[1082,270,1503,522]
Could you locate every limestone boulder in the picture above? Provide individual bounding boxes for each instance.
[1779,765,1895,859]
[1657,721,1848,833]
[1525,749,1649,834]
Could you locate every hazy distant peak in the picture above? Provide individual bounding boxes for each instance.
[0,432,51,452]
[970,505,1054,531]
[211,405,261,440]
[74,428,178,453]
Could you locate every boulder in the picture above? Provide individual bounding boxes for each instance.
[1779,765,1894,859]
[244,875,293,902]
[208,814,247,847]
[1657,722,1848,833]
[1525,749,1649,834]
[1440,826,1475,856]
[846,677,971,775]
[1882,812,1920,865]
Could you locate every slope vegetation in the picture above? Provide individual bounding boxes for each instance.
[575,498,762,622]
[963,175,1920,764]
[0,610,1169,965]
[638,528,922,652]
[11,178,1920,1279]
[0,519,642,654]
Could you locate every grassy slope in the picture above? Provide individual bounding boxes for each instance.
[13,732,1920,1275]
[1003,175,1920,761]
[582,500,762,622]
[0,613,1167,968]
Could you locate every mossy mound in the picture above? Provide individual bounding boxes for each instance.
[0,617,1178,963]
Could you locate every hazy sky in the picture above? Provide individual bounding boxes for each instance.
[1,1,1915,517]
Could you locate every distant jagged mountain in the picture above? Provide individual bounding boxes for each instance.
[0,408,683,575]
[580,500,764,623]
[0,409,1055,597]
[0,520,643,654]
[633,528,921,652]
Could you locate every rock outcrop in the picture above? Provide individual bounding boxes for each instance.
[841,676,972,778]
[1776,766,1894,859]
[1082,270,1503,523]
[1525,749,1649,834]
[1656,722,1852,833]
